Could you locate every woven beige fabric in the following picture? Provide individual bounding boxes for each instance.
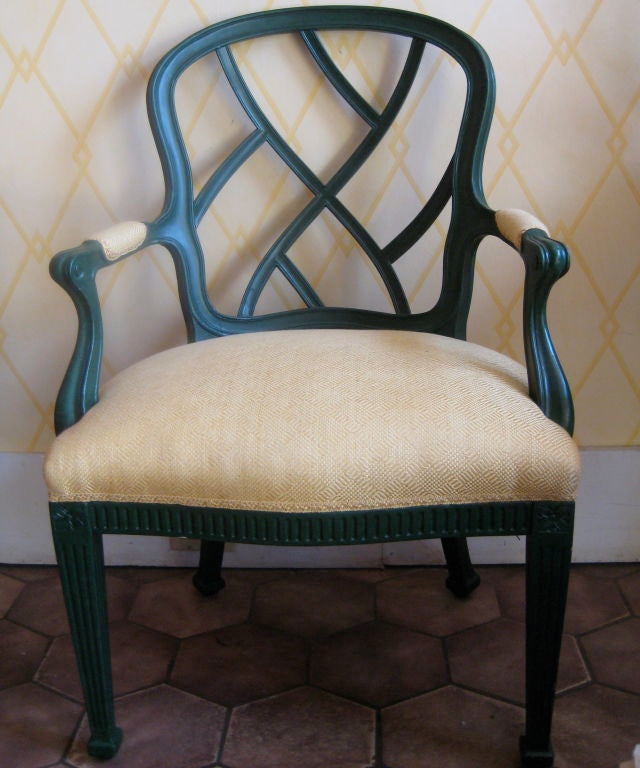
[44,329,580,512]
[89,221,147,261]
[496,209,549,250]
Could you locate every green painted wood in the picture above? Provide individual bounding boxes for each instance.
[50,241,108,434]
[521,503,574,767]
[520,230,574,433]
[68,499,541,543]
[51,506,122,758]
[47,7,577,763]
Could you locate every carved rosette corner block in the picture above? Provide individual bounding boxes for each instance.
[50,504,88,532]
[532,504,574,535]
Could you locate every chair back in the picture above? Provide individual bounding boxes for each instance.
[145,6,496,341]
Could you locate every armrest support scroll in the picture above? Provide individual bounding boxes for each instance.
[50,222,148,434]
[493,208,574,434]
[520,229,574,435]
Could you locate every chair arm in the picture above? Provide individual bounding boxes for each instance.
[493,209,574,435]
[495,208,549,250]
[49,222,148,434]
[88,220,148,261]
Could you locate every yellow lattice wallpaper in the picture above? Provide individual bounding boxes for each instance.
[0,0,638,453]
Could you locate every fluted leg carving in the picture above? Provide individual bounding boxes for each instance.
[50,503,122,759]
[441,536,480,598]
[520,502,574,767]
[193,539,226,596]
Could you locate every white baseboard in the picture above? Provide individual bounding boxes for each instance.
[1,448,638,566]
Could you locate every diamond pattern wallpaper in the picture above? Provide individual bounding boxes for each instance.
[0,0,638,454]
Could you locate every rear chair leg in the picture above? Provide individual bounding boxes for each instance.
[193,539,226,596]
[51,504,122,759]
[441,536,480,598]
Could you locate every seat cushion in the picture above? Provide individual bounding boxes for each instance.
[44,329,580,512]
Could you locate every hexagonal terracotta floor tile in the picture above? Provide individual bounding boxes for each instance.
[222,569,294,589]
[8,573,136,637]
[107,567,191,585]
[580,617,640,694]
[481,566,525,622]
[128,573,253,637]
[553,685,640,768]
[334,568,398,583]
[376,569,500,637]
[0,620,49,690]
[0,565,58,582]
[382,685,523,767]
[579,564,640,580]
[223,686,375,768]
[619,570,640,615]
[171,622,307,705]
[0,573,24,616]
[447,618,588,704]
[310,620,447,706]
[7,575,69,636]
[495,566,631,632]
[0,683,82,768]
[252,572,374,639]
[67,684,225,768]
[563,569,629,634]
[38,621,178,700]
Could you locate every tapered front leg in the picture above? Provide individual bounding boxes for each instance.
[520,502,574,767]
[441,536,480,598]
[193,539,226,596]
[50,504,122,759]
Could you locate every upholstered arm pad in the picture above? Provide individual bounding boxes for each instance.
[495,209,549,250]
[88,221,148,261]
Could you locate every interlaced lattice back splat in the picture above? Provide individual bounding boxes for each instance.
[144,6,496,341]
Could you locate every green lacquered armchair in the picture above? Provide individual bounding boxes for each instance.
[44,6,580,766]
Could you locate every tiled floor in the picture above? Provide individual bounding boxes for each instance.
[0,563,639,768]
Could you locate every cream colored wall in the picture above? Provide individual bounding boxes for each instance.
[0,0,638,457]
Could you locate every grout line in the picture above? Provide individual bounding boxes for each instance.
[374,706,385,768]
[441,631,453,683]
[616,575,638,617]
[215,703,234,768]
[61,695,86,764]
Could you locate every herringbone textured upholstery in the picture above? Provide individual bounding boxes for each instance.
[495,209,549,250]
[89,221,147,261]
[44,329,580,512]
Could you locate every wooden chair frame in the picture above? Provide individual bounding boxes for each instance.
[48,8,575,766]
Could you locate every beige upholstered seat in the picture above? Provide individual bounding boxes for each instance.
[45,329,580,512]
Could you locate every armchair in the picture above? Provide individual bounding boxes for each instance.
[44,7,580,766]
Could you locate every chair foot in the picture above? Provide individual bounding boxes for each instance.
[441,536,480,599]
[193,539,226,596]
[88,727,123,759]
[445,571,480,598]
[192,572,226,596]
[519,735,554,767]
